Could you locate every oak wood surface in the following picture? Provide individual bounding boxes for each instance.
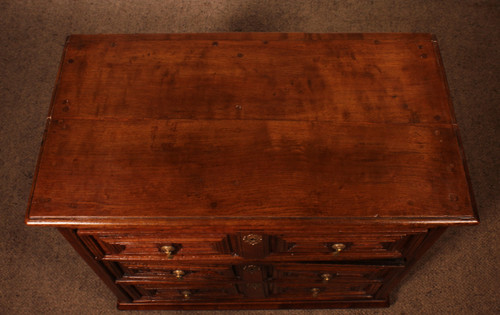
[26,33,477,226]
[29,119,473,221]
[53,34,450,123]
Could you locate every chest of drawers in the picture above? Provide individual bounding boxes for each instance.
[26,33,478,310]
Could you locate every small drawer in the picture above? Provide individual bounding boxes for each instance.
[77,230,235,261]
[270,282,382,300]
[117,262,237,283]
[272,263,403,283]
[271,232,426,260]
[132,283,241,302]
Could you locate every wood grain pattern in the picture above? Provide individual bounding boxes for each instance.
[51,34,450,124]
[25,33,478,310]
[28,119,473,221]
[26,33,477,226]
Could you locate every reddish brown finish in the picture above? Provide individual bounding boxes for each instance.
[26,33,478,310]
[26,33,477,226]
[29,119,473,222]
[77,228,427,263]
[53,35,450,124]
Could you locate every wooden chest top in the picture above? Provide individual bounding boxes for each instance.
[26,33,477,226]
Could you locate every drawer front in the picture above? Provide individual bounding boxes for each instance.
[78,229,426,262]
[272,263,403,283]
[133,283,242,302]
[270,282,382,300]
[118,262,238,282]
[124,281,381,302]
[115,261,402,284]
[78,230,235,261]
[274,233,421,260]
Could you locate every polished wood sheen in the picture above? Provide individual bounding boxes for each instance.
[26,33,478,310]
[30,119,471,220]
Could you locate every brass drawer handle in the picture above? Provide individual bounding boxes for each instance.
[159,245,176,259]
[331,243,346,255]
[311,287,321,297]
[181,290,191,300]
[172,269,185,279]
[320,273,333,282]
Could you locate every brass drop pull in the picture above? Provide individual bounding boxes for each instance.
[172,269,185,279]
[181,290,191,300]
[159,245,176,259]
[311,287,321,297]
[331,243,346,255]
[321,273,333,282]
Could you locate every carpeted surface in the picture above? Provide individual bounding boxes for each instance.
[1,1,498,314]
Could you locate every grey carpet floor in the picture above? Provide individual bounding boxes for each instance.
[1,1,498,314]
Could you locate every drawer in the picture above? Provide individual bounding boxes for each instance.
[116,263,270,285]
[115,262,402,287]
[115,263,269,284]
[78,230,235,261]
[270,282,382,300]
[272,263,403,283]
[78,230,426,262]
[272,233,424,260]
[132,283,241,302]
[117,262,237,282]
[126,281,381,302]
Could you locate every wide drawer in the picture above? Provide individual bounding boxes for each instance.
[116,261,403,285]
[124,281,381,302]
[78,229,427,261]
